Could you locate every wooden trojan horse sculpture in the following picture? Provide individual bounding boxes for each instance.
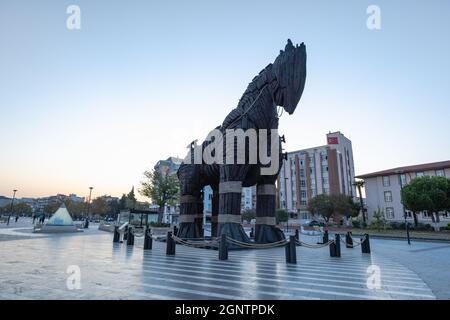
[177,39,307,243]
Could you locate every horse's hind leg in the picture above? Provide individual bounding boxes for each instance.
[255,177,285,243]
[177,164,203,238]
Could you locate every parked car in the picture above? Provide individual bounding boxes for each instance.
[308,220,325,227]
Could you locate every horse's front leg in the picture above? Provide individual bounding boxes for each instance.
[217,164,250,243]
[255,179,285,243]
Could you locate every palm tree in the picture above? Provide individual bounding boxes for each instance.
[353,180,366,225]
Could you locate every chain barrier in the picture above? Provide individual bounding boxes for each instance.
[224,237,288,249]
[340,234,367,248]
[172,235,219,248]
[299,232,323,237]
[295,239,335,248]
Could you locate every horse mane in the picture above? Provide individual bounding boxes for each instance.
[222,64,275,129]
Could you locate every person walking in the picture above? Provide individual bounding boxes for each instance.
[15,215,19,223]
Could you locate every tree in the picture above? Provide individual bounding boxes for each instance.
[400,182,421,227]
[353,179,366,223]
[401,176,449,229]
[43,202,60,216]
[6,202,33,216]
[91,197,110,217]
[127,186,137,209]
[330,194,356,218]
[308,194,334,223]
[108,198,120,218]
[63,199,85,218]
[371,207,387,231]
[140,170,179,223]
[119,194,127,210]
[276,209,289,224]
[241,208,256,223]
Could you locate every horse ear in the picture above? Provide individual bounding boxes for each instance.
[285,39,294,51]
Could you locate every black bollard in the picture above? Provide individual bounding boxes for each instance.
[346,231,353,248]
[144,227,153,250]
[361,233,371,254]
[219,233,228,260]
[113,226,120,243]
[122,225,128,242]
[173,225,178,237]
[285,235,297,264]
[323,230,329,244]
[330,234,341,257]
[166,231,176,255]
[127,227,134,246]
[250,228,254,238]
[295,229,299,240]
[335,234,341,257]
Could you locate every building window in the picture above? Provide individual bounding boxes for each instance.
[436,169,445,177]
[323,177,329,185]
[416,172,424,177]
[300,191,307,198]
[422,211,430,218]
[382,176,390,187]
[300,180,306,187]
[300,200,307,206]
[385,207,395,219]
[400,174,406,186]
[384,191,393,202]
[300,169,305,177]
[442,211,449,219]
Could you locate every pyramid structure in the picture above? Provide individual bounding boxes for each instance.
[46,203,75,226]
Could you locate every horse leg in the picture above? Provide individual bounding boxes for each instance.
[217,164,250,243]
[177,164,203,238]
[255,179,285,243]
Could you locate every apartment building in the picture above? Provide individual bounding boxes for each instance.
[278,132,356,222]
[357,160,450,226]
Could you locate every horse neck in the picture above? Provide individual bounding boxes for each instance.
[242,86,277,130]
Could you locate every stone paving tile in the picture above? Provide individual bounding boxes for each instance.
[0,230,441,300]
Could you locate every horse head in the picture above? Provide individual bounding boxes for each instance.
[271,39,307,115]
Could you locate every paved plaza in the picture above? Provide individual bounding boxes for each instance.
[0,222,448,300]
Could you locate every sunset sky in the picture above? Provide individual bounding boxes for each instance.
[1,0,449,201]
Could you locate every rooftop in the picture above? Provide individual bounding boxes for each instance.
[356,160,450,179]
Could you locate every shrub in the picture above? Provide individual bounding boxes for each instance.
[388,222,407,230]
[410,223,433,231]
[352,220,361,228]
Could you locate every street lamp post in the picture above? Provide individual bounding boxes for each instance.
[7,189,17,226]
[397,171,411,245]
[85,187,93,228]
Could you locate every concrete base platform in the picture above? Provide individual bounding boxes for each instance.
[33,225,83,233]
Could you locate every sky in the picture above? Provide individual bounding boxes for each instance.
[1,0,449,201]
